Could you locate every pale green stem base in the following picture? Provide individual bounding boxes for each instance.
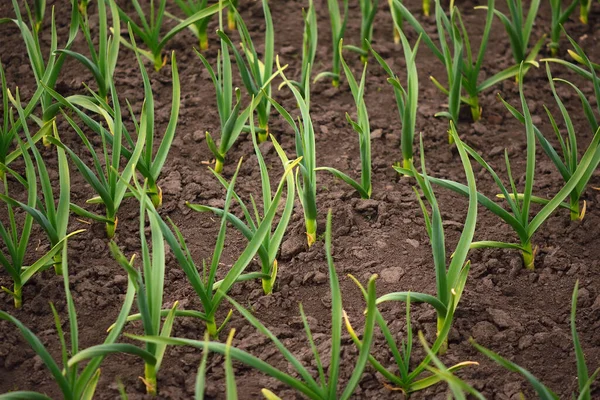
[148,182,163,208]
[228,11,236,31]
[14,285,22,309]
[106,217,117,239]
[423,0,430,16]
[521,241,536,270]
[448,129,455,145]
[42,134,51,148]
[153,54,167,72]
[470,96,482,122]
[257,125,269,143]
[199,31,209,51]
[214,158,224,174]
[570,197,581,221]
[262,260,278,295]
[206,318,218,338]
[437,316,448,355]
[144,363,157,395]
[305,218,317,247]
[53,254,62,275]
[580,8,589,24]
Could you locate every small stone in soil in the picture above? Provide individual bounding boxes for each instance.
[405,238,419,248]
[380,267,405,283]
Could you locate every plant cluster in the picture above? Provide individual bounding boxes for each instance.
[0,0,598,398]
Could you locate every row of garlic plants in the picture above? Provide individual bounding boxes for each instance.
[0,0,598,397]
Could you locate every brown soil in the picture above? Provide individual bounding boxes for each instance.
[1,0,600,398]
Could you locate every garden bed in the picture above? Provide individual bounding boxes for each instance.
[1,0,600,398]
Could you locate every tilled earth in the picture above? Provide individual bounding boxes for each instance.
[1,0,600,398]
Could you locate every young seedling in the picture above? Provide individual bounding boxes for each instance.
[1,91,72,275]
[423,0,431,16]
[44,56,148,237]
[389,0,403,44]
[396,65,600,269]
[46,34,181,218]
[1,0,79,126]
[168,0,215,51]
[345,125,478,394]
[542,32,600,134]
[116,0,223,71]
[187,117,298,295]
[288,0,318,96]
[317,42,372,199]
[218,0,274,142]
[548,0,578,56]
[314,0,348,87]
[472,281,599,400]
[0,245,150,400]
[130,210,379,400]
[369,29,420,169]
[121,156,301,338]
[344,0,379,63]
[30,0,46,34]
[0,62,49,178]
[498,62,600,221]
[392,0,460,124]
[270,57,318,246]
[393,0,524,122]
[478,0,545,73]
[198,9,286,173]
[227,0,238,31]
[580,0,591,23]
[56,0,120,101]
[0,94,83,308]
[109,184,181,396]
[418,332,484,399]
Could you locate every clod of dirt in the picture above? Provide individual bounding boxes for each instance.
[487,308,522,329]
[471,321,499,342]
[280,235,305,260]
[379,267,405,283]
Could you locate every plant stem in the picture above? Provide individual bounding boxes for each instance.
[437,316,448,354]
[332,77,340,88]
[13,284,22,309]
[305,217,317,247]
[148,182,163,208]
[153,54,166,72]
[423,0,430,16]
[206,317,218,338]
[228,9,236,31]
[257,123,269,143]
[144,363,157,395]
[199,29,209,51]
[106,216,118,239]
[393,27,400,44]
[214,158,224,174]
[521,240,535,270]
[42,133,51,147]
[570,196,580,221]
[53,254,63,275]
[469,95,482,122]
[262,260,277,295]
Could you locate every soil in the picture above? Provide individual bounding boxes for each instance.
[1,0,600,398]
